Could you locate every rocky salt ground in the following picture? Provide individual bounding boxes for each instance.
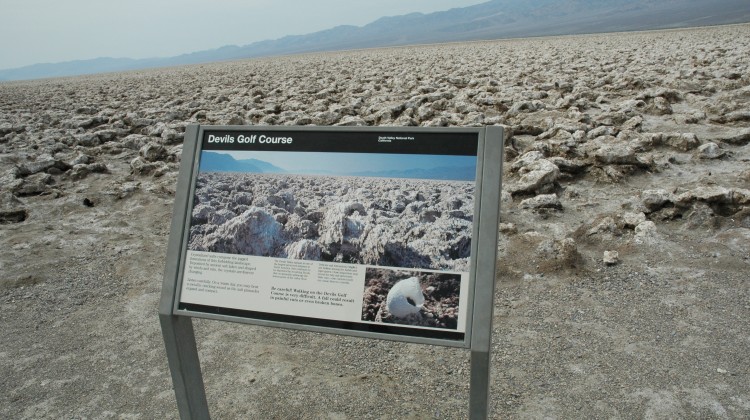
[189,172,474,270]
[1,24,749,418]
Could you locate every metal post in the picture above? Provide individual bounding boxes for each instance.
[469,350,492,419]
[468,126,504,419]
[159,125,209,419]
[160,314,210,420]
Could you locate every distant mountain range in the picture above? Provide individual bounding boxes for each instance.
[200,152,475,181]
[200,152,286,173]
[3,0,750,81]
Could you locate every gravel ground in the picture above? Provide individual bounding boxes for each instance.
[1,24,749,419]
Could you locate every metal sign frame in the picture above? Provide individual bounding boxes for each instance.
[160,124,503,419]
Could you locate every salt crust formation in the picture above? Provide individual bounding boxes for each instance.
[1,24,749,419]
[188,172,474,271]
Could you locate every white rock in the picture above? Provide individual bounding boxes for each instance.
[510,159,560,194]
[520,194,562,210]
[641,189,673,212]
[284,239,323,261]
[592,142,638,166]
[621,212,647,229]
[695,142,724,159]
[603,250,620,265]
[634,221,658,244]
[139,142,168,162]
[386,277,425,318]
[664,132,700,151]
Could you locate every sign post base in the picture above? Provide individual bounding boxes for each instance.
[469,350,491,419]
[160,314,210,420]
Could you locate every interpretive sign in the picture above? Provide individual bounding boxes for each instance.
[160,125,503,419]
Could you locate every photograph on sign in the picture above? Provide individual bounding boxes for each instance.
[362,268,461,329]
[178,129,479,341]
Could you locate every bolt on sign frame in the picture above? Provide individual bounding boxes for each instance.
[160,125,503,419]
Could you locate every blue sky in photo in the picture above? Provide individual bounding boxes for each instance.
[213,150,475,174]
[204,150,477,180]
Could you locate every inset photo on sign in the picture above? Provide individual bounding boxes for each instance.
[187,150,476,272]
[361,267,461,330]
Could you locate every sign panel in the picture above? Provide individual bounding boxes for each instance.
[173,126,493,346]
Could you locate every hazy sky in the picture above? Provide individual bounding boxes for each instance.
[1,0,487,70]
[212,151,476,175]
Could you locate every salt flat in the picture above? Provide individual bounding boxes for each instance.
[1,24,749,419]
